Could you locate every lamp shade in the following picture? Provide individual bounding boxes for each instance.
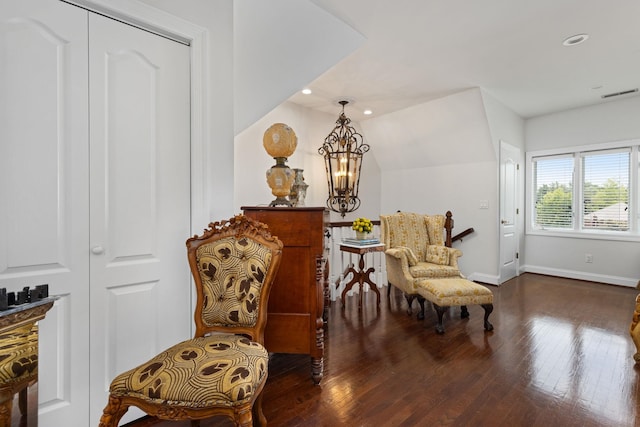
[263,123,297,158]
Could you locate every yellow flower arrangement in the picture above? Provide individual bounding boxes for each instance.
[352,217,373,234]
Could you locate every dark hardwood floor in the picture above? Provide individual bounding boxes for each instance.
[125,273,640,427]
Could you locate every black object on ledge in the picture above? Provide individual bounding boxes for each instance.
[0,284,49,311]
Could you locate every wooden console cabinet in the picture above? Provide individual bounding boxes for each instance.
[242,206,328,384]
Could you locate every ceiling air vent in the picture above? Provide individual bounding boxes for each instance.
[601,88,639,99]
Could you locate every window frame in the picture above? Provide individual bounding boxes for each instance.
[526,139,639,242]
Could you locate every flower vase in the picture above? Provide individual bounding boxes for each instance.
[356,231,369,240]
[290,168,309,207]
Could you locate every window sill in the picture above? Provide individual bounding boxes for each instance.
[526,228,640,242]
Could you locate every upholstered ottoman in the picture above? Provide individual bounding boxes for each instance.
[415,277,494,334]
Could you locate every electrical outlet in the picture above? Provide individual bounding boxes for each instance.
[479,200,489,209]
[585,253,593,263]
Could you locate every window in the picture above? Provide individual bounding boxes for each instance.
[533,155,574,229]
[581,150,629,231]
[528,142,637,237]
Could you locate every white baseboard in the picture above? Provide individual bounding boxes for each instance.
[468,272,500,286]
[521,264,638,288]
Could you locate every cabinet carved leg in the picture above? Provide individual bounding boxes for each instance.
[311,357,323,385]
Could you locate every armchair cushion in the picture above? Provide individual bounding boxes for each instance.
[425,245,449,265]
[397,246,419,266]
[409,262,461,279]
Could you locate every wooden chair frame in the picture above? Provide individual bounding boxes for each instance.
[99,215,283,427]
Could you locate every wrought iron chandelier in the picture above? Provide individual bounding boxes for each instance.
[318,100,370,217]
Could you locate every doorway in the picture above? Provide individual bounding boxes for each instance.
[499,141,521,284]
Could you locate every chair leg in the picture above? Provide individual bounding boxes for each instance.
[0,397,12,426]
[433,303,447,334]
[18,387,28,415]
[416,296,425,320]
[253,390,267,427]
[235,402,254,427]
[98,395,129,427]
[404,293,415,316]
[482,304,494,331]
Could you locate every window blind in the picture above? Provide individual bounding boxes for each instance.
[533,155,574,229]
[581,149,630,231]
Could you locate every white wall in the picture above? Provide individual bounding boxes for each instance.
[233,0,364,135]
[140,0,235,222]
[363,89,500,281]
[141,0,365,223]
[381,162,497,280]
[362,88,495,170]
[234,101,382,222]
[524,95,640,286]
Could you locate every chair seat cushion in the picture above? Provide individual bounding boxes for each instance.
[109,334,268,408]
[409,262,461,278]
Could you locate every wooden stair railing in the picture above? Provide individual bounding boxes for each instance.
[452,227,475,244]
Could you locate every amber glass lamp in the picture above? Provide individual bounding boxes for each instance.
[318,101,369,217]
[263,123,297,206]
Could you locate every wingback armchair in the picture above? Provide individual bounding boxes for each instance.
[380,211,463,318]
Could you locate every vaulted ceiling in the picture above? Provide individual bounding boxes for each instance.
[288,0,640,122]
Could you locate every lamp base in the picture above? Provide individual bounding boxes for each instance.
[269,196,293,207]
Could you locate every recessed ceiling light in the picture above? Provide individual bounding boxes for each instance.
[363,109,373,115]
[301,88,312,95]
[562,34,589,46]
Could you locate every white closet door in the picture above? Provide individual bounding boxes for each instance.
[1,2,192,425]
[87,12,192,426]
[0,1,90,426]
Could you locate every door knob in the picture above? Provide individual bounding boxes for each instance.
[91,246,104,255]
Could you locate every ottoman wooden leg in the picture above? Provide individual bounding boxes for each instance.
[482,304,494,331]
[433,303,447,334]
[460,305,469,319]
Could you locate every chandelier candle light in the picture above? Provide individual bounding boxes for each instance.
[318,100,369,217]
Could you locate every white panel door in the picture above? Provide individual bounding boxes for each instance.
[87,12,192,426]
[499,141,520,284]
[2,2,192,425]
[0,1,90,425]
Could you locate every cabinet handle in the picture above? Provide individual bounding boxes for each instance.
[91,246,104,255]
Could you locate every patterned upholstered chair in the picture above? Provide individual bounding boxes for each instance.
[99,215,283,427]
[380,211,461,318]
[0,323,38,425]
